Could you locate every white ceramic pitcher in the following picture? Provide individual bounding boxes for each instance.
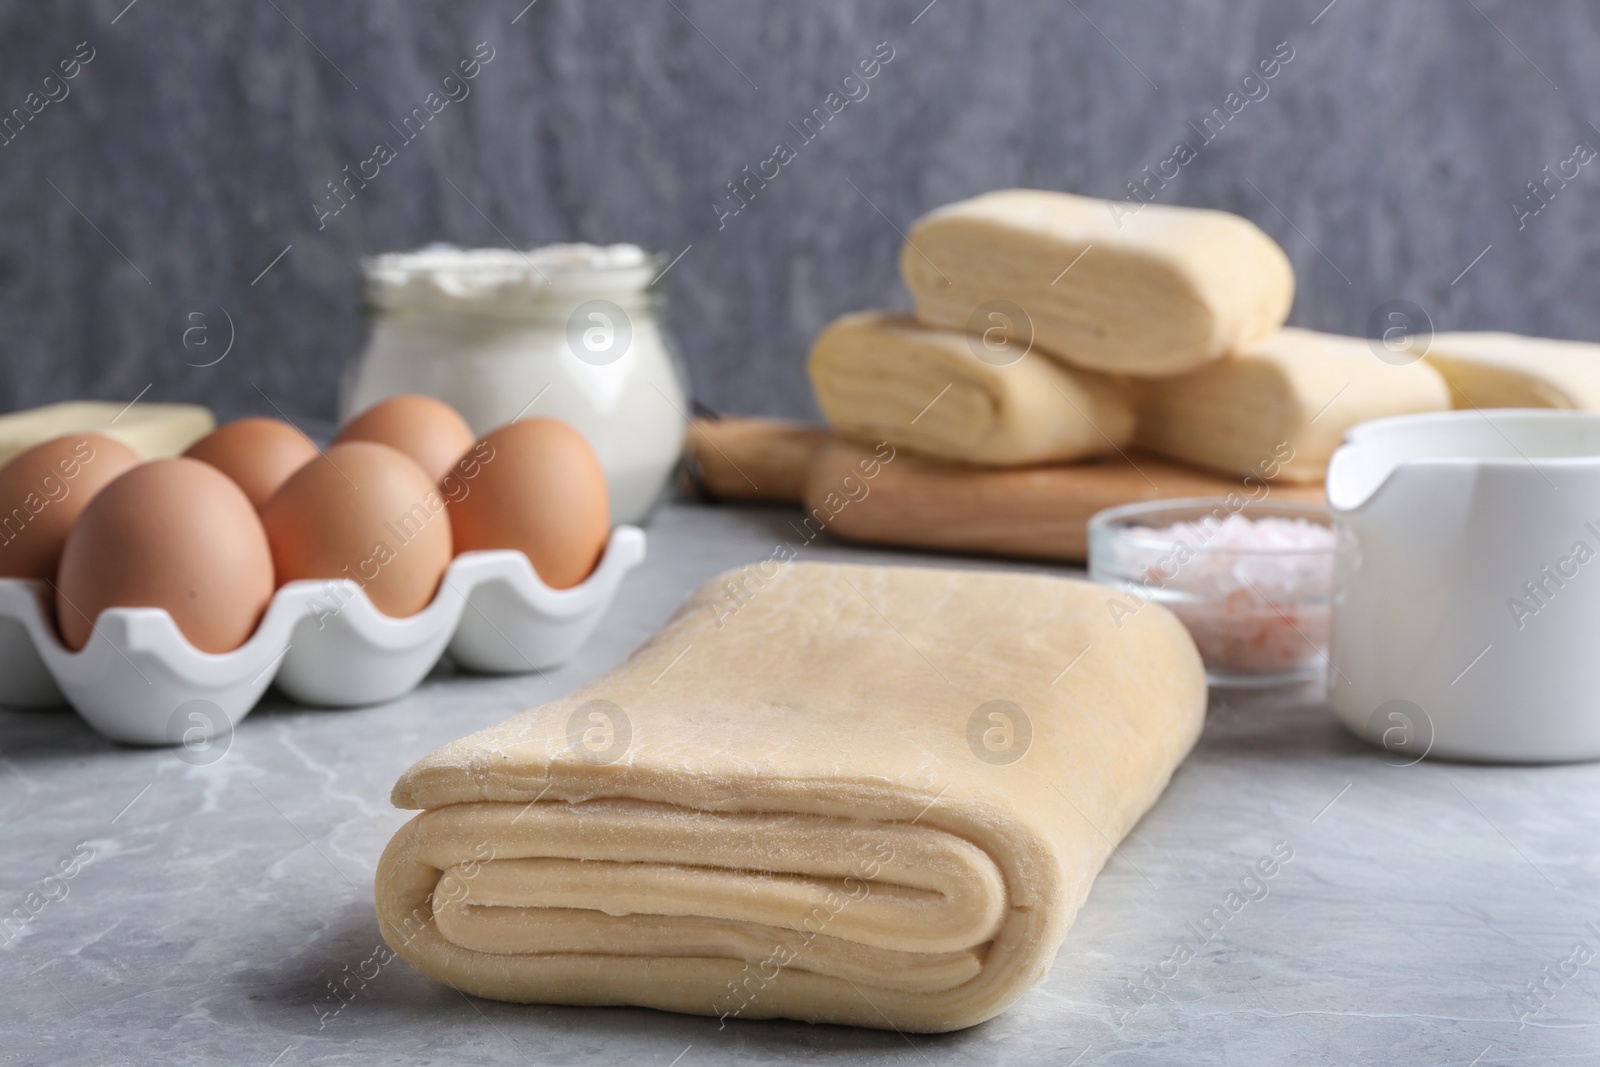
[1327,409,1600,762]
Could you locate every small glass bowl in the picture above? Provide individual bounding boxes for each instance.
[1087,497,1335,688]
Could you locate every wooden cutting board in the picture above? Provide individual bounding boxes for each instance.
[688,416,830,503]
[687,417,1326,563]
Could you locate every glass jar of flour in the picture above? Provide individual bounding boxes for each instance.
[345,243,690,524]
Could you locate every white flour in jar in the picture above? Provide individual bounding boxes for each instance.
[350,242,687,524]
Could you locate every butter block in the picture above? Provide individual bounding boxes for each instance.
[1131,327,1450,482]
[807,311,1134,466]
[1425,332,1600,410]
[900,189,1294,377]
[0,401,215,466]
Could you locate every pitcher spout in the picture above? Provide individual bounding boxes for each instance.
[1324,437,1385,517]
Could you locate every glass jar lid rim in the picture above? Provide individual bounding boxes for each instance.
[361,242,666,310]
[363,242,660,278]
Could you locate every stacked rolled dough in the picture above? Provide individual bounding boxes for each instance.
[1130,328,1450,482]
[1424,332,1600,410]
[809,188,1456,482]
[808,312,1134,466]
[901,189,1294,375]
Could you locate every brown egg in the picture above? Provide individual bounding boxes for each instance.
[0,433,141,581]
[55,458,275,653]
[445,418,609,590]
[183,417,319,511]
[334,395,475,483]
[261,441,452,617]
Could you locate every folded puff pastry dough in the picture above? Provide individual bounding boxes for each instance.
[1131,327,1451,482]
[807,311,1134,466]
[376,561,1206,1032]
[1425,332,1600,410]
[900,189,1294,377]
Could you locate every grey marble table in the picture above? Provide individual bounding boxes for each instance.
[2,503,1597,1066]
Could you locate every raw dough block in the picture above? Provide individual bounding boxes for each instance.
[1131,327,1450,482]
[1425,332,1600,410]
[900,189,1294,377]
[0,401,214,466]
[376,561,1206,1032]
[807,311,1134,466]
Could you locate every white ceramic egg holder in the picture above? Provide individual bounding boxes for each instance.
[0,526,645,745]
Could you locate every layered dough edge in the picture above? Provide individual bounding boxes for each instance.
[376,793,1055,1031]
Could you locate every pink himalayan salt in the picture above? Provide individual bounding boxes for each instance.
[1114,515,1334,676]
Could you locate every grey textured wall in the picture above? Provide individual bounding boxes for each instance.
[1,1,1596,423]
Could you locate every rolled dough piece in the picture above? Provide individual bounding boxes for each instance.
[1131,327,1450,482]
[807,311,1134,466]
[1425,332,1600,410]
[900,189,1294,377]
[376,561,1206,1032]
